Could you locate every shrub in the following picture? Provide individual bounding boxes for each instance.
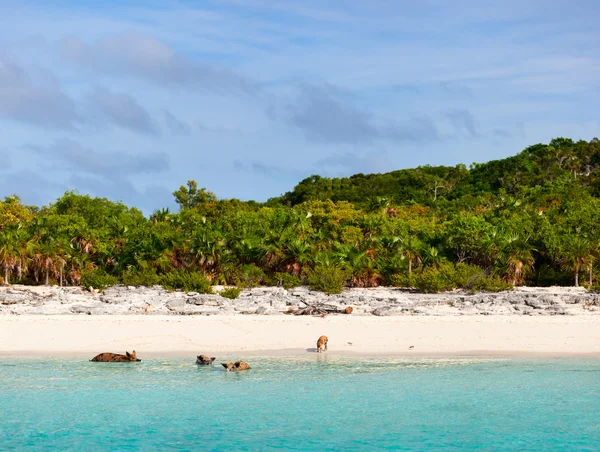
[307,265,348,294]
[412,263,457,293]
[160,271,213,294]
[469,275,512,292]
[587,282,600,292]
[236,264,265,288]
[273,272,302,289]
[219,287,242,299]
[121,267,161,287]
[212,263,240,286]
[391,263,511,293]
[453,263,511,292]
[390,273,414,288]
[13,277,38,286]
[80,270,119,291]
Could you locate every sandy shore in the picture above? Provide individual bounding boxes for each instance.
[1,315,599,357]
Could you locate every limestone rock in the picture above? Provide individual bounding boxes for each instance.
[0,284,599,316]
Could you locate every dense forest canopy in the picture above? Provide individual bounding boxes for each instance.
[1,138,600,293]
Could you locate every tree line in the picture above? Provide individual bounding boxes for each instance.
[1,137,599,294]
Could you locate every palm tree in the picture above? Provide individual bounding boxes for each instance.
[366,197,389,213]
[235,236,266,266]
[399,233,423,278]
[499,234,535,286]
[12,226,30,282]
[312,250,343,268]
[28,217,61,285]
[282,237,311,275]
[262,230,285,268]
[336,245,380,287]
[66,250,94,286]
[422,246,446,269]
[560,235,593,287]
[29,240,57,285]
[192,230,226,276]
[0,226,18,284]
[150,208,172,224]
[54,238,70,287]
[358,215,384,239]
[583,239,599,287]
[477,228,502,270]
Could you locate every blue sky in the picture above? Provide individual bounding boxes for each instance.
[0,0,598,212]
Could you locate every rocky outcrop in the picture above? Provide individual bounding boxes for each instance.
[0,284,599,316]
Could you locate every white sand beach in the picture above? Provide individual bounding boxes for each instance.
[1,315,599,357]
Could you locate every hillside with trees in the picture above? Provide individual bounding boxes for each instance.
[1,137,600,294]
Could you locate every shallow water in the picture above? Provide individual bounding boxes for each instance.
[1,355,599,451]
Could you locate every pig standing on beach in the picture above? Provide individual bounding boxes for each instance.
[316,335,328,353]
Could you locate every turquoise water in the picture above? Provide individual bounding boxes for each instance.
[1,356,599,451]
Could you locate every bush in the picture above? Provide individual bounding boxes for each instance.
[219,287,242,299]
[13,277,38,286]
[160,271,213,294]
[469,275,512,292]
[80,270,119,291]
[273,272,302,289]
[390,273,414,288]
[391,263,511,293]
[121,267,161,287]
[453,263,511,292]
[236,264,265,288]
[307,265,348,294]
[413,263,457,293]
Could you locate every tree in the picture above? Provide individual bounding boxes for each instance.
[0,196,33,229]
[0,226,19,284]
[281,237,311,275]
[499,234,535,286]
[173,180,217,211]
[400,233,423,277]
[560,235,593,287]
[422,246,446,269]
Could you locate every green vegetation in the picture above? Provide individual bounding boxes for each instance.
[392,263,511,293]
[236,264,265,288]
[80,270,119,291]
[1,138,600,293]
[121,266,161,287]
[307,264,349,295]
[219,287,242,299]
[270,272,302,290]
[160,271,213,294]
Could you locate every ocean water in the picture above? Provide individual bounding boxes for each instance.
[1,355,599,451]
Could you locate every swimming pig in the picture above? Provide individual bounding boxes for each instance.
[90,350,141,362]
[316,335,328,353]
[221,361,251,371]
[196,355,216,365]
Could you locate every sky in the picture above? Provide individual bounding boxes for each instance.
[0,0,599,213]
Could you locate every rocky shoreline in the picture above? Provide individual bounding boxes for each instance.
[1,285,599,316]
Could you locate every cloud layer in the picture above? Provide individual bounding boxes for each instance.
[0,54,79,128]
[27,138,169,177]
[88,87,157,134]
[0,0,597,210]
[60,33,256,93]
